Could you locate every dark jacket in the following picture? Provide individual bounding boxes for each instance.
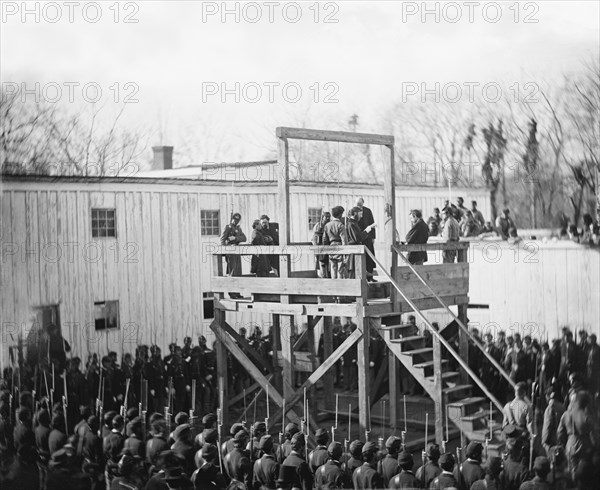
[282,451,313,490]
[352,462,383,490]
[253,454,279,490]
[405,218,429,264]
[389,469,422,489]
[314,460,345,490]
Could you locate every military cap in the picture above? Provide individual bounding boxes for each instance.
[349,440,364,457]
[439,452,456,470]
[291,432,306,450]
[533,456,550,474]
[202,413,217,426]
[174,412,189,426]
[103,410,117,426]
[285,422,299,435]
[254,421,266,433]
[502,424,521,439]
[259,434,274,452]
[426,443,441,460]
[230,422,245,436]
[126,407,139,420]
[466,441,483,459]
[385,435,402,450]
[328,441,343,460]
[173,424,191,440]
[398,451,413,466]
[203,428,219,445]
[361,441,378,455]
[233,429,249,443]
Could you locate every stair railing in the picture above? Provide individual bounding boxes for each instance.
[392,244,516,391]
[364,247,503,412]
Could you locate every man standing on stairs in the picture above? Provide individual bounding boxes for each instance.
[405,209,429,265]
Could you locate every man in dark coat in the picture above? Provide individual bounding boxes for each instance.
[352,441,383,490]
[193,443,227,490]
[344,207,375,279]
[389,450,422,489]
[430,452,458,489]
[276,423,299,463]
[253,434,279,490]
[377,435,401,486]
[405,209,429,265]
[356,197,377,279]
[342,440,363,483]
[282,432,313,490]
[519,456,551,490]
[224,429,252,489]
[499,439,529,490]
[220,212,247,278]
[314,442,345,490]
[171,423,195,475]
[454,441,485,489]
[308,428,329,474]
[415,443,442,488]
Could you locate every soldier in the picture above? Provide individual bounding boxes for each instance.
[308,428,329,474]
[429,453,458,490]
[519,456,551,490]
[454,441,485,489]
[470,456,502,490]
[541,388,564,458]
[282,432,313,490]
[165,345,187,414]
[104,414,125,489]
[253,434,279,490]
[377,435,400,486]
[276,422,299,463]
[415,443,442,488]
[342,440,363,482]
[314,441,345,490]
[389,450,422,489]
[147,346,166,414]
[499,439,529,490]
[224,429,252,489]
[146,418,169,467]
[223,423,246,463]
[192,443,227,490]
[220,212,247,286]
[123,416,144,459]
[196,413,218,448]
[503,382,532,435]
[182,337,193,360]
[171,423,196,475]
[352,441,383,490]
[247,422,267,462]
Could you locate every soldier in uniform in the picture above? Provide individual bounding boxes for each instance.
[454,441,485,490]
[276,423,299,463]
[519,456,552,490]
[499,438,529,490]
[541,388,565,458]
[147,346,165,414]
[253,434,279,490]
[389,450,421,489]
[222,423,246,465]
[314,441,345,490]
[308,428,329,474]
[352,441,383,490]
[196,413,218,448]
[342,440,363,482]
[282,432,313,490]
[430,452,458,490]
[146,418,169,467]
[192,443,227,490]
[415,443,442,489]
[224,429,252,489]
[377,435,400,486]
[165,345,187,414]
[247,422,267,462]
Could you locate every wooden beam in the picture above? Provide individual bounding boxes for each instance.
[211,276,362,297]
[210,320,302,423]
[384,144,397,305]
[214,309,229,427]
[432,332,444,444]
[458,304,469,386]
[323,317,334,408]
[357,317,370,438]
[271,328,363,424]
[276,127,394,146]
[277,136,290,247]
[277,314,294,399]
[212,245,366,255]
[221,321,273,374]
[292,316,322,351]
[394,242,470,252]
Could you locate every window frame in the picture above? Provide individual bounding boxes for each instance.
[201,209,221,236]
[91,208,117,238]
[308,207,323,232]
[94,300,120,331]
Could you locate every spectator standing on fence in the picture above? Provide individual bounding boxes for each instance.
[441,207,460,263]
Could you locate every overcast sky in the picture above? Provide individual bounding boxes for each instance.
[2,1,599,164]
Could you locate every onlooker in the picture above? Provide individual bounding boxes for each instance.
[441,207,460,263]
[405,209,429,265]
[471,201,485,228]
[495,208,516,240]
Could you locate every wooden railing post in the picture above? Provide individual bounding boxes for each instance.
[432,331,444,444]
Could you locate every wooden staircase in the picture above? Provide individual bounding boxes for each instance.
[373,316,505,457]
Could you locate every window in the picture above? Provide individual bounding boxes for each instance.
[201,210,220,236]
[203,292,214,319]
[92,208,116,237]
[308,207,322,231]
[94,301,119,330]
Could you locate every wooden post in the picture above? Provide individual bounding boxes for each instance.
[323,317,334,409]
[457,303,469,385]
[432,331,444,444]
[272,314,283,393]
[215,307,229,428]
[388,323,398,433]
[276,134,291,247]
[384,144,397,304]
[357,315,370,437]
[278,313,294,400]
[306,318,318,417]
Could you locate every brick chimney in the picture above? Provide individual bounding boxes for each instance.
[152,146,174,170]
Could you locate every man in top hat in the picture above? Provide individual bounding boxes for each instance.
[314,441,346,490]
[519,456,551,490]
[276,423,299,464]
[377,435,401,486]
[342,440,363,481]
[430,453,457,489]
[415,442,442,488]
[352,441,383,490]
[389,450,421,489]
[308,428,329,474]
[282,432,313,490]
[253,434,279,490]
[224,429,252,489]
[455,441,485,489]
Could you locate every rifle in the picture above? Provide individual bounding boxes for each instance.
[442,404,449,454]
[97,368,103,418]
[422,412,428,466]
[529,375,538,471]
[279,398,285,456]
[401,395,407,450]
[190,379,196,422]
[485,401,492,461]
[123,377,131,419]
[365,395,371,443]
[216,407,224,473]
[265,383,270,432]
[332,393,339,443]
[62,370,68,433]
[140,379,148,445]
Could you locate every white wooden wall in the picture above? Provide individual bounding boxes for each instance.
[0,176,507,366]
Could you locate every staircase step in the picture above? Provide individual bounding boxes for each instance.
[414,359,448,369]
[402,347,433,356]
[427,371,459,383]
[380,323,419,331]
[389,335,425,344]
[443,384,472,397]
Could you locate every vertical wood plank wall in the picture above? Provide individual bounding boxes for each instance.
[2,178,597,364]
